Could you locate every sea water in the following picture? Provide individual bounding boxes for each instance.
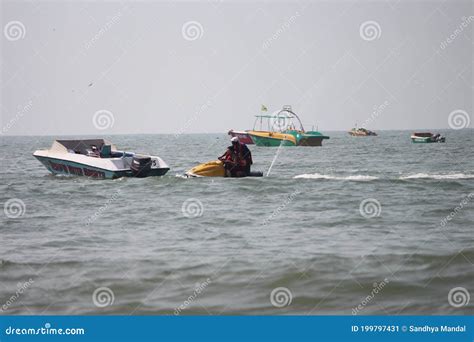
[0,130,473,314]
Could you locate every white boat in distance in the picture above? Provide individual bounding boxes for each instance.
[33,139,170,179]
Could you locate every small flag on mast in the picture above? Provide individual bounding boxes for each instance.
[261,104,268,112]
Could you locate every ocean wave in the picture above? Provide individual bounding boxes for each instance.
[294,173,378,181]
[399,173,474,180]
[294,172,474,181]
[0,259,86,268]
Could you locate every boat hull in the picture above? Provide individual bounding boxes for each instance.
[289,130,330,146]
[186,160,263,178]
[297,136,326,146]
[348,132,377,136]
[247,131,296,146]
[411,138,446,143]
[248,130,329,147]
[187,160,226,177]
[34,156,169,179]
[348,128,377,136]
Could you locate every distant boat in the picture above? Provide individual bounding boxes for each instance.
[348,127,377,136]
[411,132,446,143]
[246,106,329,147]
[228,129,254,145]
[33,139,170,179]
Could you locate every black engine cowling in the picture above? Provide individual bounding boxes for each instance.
[130,156,152,177]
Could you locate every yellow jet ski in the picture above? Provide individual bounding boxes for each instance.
[185,160,263,178]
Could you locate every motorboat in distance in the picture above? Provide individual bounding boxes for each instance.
[411,132,446,143]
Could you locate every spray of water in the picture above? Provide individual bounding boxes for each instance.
[266,141,284,176]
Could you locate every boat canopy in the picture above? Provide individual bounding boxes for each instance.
[412,132,434,137]
[51,139,117,155]
[253,106,305,132]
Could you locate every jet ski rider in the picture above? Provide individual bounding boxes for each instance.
[218,137,253,177]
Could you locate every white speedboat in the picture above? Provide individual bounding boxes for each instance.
[410,132,446,143]
[33,139,169,179]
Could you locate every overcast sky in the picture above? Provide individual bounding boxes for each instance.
[1,0,472,135]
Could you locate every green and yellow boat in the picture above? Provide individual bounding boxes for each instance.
[246,106,330,147]
[411,132,446,143]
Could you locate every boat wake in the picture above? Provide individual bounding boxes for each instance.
[399,173,474,180]
[294,172,474,181]
[294,173,379,181]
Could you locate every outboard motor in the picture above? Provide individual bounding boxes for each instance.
[130,156,152,177]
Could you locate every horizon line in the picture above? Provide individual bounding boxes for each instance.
[1,127,471,137]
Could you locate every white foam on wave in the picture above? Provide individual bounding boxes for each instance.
[175,173,192,179]
[400,173,474,180]
[294,173,378,181]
